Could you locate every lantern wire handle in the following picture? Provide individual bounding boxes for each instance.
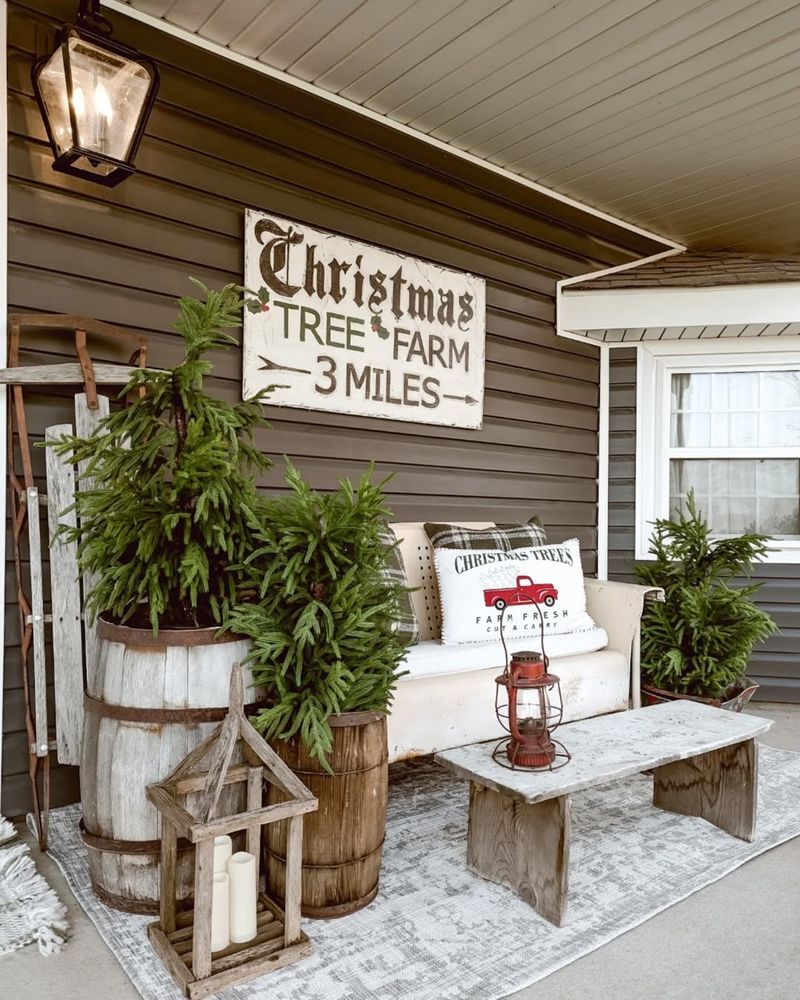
[498,596,549,671]
[77,0,114,36]
[499,603,509,676]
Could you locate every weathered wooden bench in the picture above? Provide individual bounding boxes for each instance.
[436,699,772,926]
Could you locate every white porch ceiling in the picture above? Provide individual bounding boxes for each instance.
[118,0,800,255]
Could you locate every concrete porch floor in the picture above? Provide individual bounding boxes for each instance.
[4,703,799,1000]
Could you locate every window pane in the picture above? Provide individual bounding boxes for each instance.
[729,412,759,447]
[671,411,710,446]
[759,410,800,447]
[756,459,798,495]
[670,459,707,497]
[709,411,759,447]
[671,372,710,413]
[710,496,754,535]
[761,371,800,411]
[710,459,755,496]
[712,372,758,411]
[670,369,800,447]
[670,459,800,537]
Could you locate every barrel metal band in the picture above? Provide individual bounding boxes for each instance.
[286,759,389,777]
[80,818,193,856]
[265,836,385,871]
[89,878,162,915]
[83,692,265,724]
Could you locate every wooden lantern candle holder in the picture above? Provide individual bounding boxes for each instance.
[146,664,318,999]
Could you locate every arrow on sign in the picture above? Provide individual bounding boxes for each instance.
[258,355,312,375]
[443,393,479,405]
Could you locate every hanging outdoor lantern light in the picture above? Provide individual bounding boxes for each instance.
[31,0,159,187]
[493,597,571,771]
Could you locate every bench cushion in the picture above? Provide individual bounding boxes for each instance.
[388,645,628,761]
[399,626,609,681]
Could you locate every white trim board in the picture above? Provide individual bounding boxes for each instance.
[555,248,687,580]
[562,282,800,333]
[0,0,8,805]
[597,345,609,581]
[102,0,682,255]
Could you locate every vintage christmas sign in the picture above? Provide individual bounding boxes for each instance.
[243,210,486,428]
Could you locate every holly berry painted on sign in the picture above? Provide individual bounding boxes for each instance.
[242,210,486,429]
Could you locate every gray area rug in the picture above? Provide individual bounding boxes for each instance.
[44,747,800,1000]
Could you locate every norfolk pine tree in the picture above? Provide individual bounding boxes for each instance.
[636,491,777,699]
[51,282,271,632]
[227,460,409,768]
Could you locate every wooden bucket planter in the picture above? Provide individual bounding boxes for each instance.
[80,616,257,913]
[264,711,388,918]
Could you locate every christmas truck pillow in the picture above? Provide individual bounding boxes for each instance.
[435,538,597,646]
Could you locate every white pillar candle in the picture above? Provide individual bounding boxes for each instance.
[213,835,232,874]
[211,872,230,953]
[228,851,257,944]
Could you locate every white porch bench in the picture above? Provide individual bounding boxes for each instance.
[386,522,662,762]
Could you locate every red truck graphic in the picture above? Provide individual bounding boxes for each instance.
[483,576,558,611]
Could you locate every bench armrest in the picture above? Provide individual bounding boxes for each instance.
[584,578,664,708]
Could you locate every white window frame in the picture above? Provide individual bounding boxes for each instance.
[636,339,800,564]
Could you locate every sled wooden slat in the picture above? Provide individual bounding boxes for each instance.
[45,424,85,766]
[26,485,49,757]
[74,393,110,691]
[0,362,154,385]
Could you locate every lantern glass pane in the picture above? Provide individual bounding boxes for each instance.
[66,35,152,162]
[36,46,73,155]
[516,687,547,729]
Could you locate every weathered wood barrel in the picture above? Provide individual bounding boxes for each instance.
[80,617,257,913]
[264,711,388,918]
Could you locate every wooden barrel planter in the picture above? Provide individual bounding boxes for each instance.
[80,616,258,914]
[264,710,388,918]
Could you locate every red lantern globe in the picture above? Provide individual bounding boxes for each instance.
[494,649,570,771]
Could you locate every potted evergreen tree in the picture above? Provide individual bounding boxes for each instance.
[52,282,271,911]
[635,492,778,711]
[227,460,409,918]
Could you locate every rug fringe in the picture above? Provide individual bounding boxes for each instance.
[0,816,16,846]
[0,818,69,956]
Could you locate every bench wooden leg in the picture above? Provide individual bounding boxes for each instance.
[466,781,570,926]
[653,738,757,842]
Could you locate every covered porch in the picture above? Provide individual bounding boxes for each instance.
[2,3,800,1000]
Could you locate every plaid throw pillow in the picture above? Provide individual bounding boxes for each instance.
[424,518,547,552]
[378,526,419,646]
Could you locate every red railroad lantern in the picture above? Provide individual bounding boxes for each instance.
[494,650,570,771]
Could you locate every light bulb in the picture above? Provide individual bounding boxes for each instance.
[72,86,86,116]
[94,82,113,122]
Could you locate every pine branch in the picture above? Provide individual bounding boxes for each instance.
[635,489,778,697]
[48,282,272,632]
[226,460,408,770]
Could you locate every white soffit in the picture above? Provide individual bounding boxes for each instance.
[561,283,800,338]
[114,0,800,255]
[580,323,800,344]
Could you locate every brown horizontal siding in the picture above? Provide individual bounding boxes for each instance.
[1,0,663,816]
[609,349,800,704]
